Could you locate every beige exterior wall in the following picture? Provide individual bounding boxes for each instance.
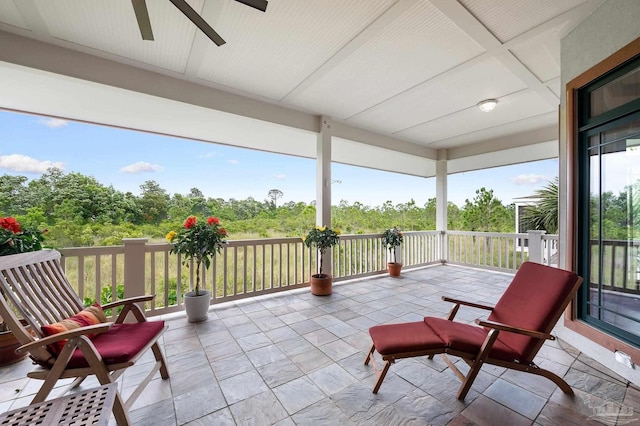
[558,0,640,386]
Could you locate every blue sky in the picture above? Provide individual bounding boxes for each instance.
[0,110,557,207]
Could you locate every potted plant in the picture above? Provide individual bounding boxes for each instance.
[382,226,403,277]
[302,225,340,295]
[0,216,46,365]
[166,215,228,322]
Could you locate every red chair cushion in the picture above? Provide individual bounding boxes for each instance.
[423,317,521,362]
[487,262,579,359]
[66,321,165,369]
[41,303,108,355]
[369,322,444,355]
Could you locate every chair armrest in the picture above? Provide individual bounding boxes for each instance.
[476,319,554,341]
[16,323,113,354]
[101,295,155,310]
[442,296,494,311]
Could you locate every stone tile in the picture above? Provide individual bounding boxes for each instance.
[204,339,243,360]
[291,397,356,425]
[536,400,605,426]
[164,336,202,357]
[330,382,390,423]
[229,390,289,425]
[219,313,252,328]
[302,329,339,347]
[219,370,269,405]
[275,335,315,356]
[184,408,234,425]
[210,352,255,381]
[289,319,322,335]
[378,388,457,425]
[227,322,261,339]
[257,359,304,388]
[125,377,172,411]
[174,382,227,425]
[237,331,272,352]
[246,344,287,368]
[317,338,359,361]
[169,363,216,396]
[273,376,326,415]
[484,378,547,420]
[278,312,307,325]
[325,321,358,338]
[338,352,375,380]
[307,363,358,396]
[265,325,300,343]
[289,347,334,374]
[129,398,177,426]
[461,395,532,426]
[197,329,235,348]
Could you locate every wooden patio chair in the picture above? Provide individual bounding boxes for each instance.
[0,250,170,426]
[365,261,583,400]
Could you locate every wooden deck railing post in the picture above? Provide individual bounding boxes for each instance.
[527,230,546,264]
[123,238,148,298]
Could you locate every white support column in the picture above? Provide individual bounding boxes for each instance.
[316,116,332,227]
[436,150,448,263]
[527,230,546,264]
[316,116,332,275]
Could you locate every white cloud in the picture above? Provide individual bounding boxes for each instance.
[274,173,287,180]
[199,152,216,158]
[120,161,164,173]
[227,159,239,165]
[510,174,549,185]
[0,154,65,173]
[38,118,69,128]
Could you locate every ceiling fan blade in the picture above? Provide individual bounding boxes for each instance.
[169,0,226,46]
[235,0,268,12]
[131,0,154,40]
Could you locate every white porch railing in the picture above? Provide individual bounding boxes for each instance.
[58,230,555,318]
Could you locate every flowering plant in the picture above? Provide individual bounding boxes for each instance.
[303,225,340,277]
[0,217,46,257]
[166,216,228,296]
[382,226,403,263]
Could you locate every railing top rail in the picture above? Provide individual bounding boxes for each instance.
[446,230,527,238]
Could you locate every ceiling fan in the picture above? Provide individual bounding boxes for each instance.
[131,0,268,46]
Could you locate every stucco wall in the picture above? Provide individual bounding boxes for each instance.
[558,0,640,386]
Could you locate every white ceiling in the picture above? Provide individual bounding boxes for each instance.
[0,0,605,177]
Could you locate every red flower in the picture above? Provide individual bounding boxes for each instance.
[218,228,228,236]
[207,217,220,226]
[0,217,21,233]
[184,216,197,229]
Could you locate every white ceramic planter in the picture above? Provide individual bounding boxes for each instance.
[184,290,210,323]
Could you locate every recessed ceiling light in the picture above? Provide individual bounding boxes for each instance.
[477,99,498,112]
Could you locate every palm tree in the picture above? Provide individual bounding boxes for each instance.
[521,177,558,233]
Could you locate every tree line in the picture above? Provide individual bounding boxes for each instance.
[2,168,518,248]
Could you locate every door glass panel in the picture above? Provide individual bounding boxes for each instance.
[587,125,640,338]
[590,67,640,117]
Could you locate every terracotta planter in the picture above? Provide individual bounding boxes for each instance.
[184,290,210,323]
[387,262,403,277]
[0,320,31,366]
[310,274,332,296]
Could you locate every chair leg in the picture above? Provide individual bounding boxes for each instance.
[530,365,574,396]
[151,342,170,379]
[372,360,391,394]
[456,329,499,400]
[364,345,375,365]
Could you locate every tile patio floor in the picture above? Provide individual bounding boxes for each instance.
[1,264,639,425]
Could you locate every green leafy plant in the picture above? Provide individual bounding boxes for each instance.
[84,285,125,316]
[382,226,403,264]
[303,225,340,277]
[166,216,228,295]
[0,217,46,257]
